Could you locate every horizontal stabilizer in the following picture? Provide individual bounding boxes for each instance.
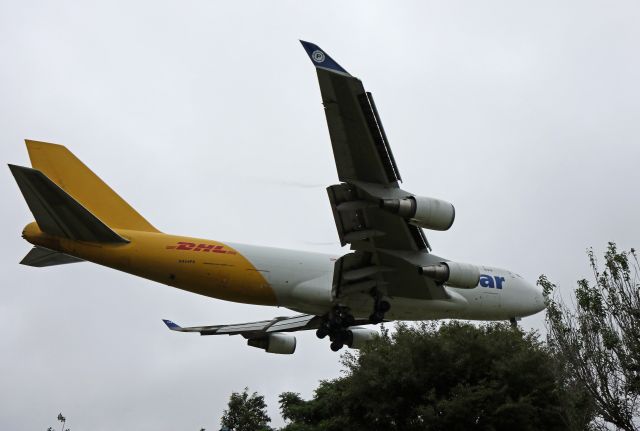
[20,246,84,267]
[9,164,128,243]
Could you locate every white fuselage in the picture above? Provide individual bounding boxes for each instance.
[231,243,545,321]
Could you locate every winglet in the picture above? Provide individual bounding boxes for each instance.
[299,40,350,76]
[162,319,181,330]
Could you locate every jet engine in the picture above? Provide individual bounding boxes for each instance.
[346,327,378,349]
[247,333,297,354]
[380,196,455,231]
[419,261,480,289]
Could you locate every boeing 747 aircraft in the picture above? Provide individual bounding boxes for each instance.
[9,41,545,353]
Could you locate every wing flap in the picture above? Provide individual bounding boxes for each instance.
[327,182,428,251]
[266,315,317,332]
[216,321,276,334]
[357,91,402,183]
[317,70,399,185]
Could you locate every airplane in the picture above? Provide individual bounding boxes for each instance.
[9,41,545,354]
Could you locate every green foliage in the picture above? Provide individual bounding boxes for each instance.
[541,243,640,431]
[46,413,69,431]
[279,322,591,431]
[221,387,271,431]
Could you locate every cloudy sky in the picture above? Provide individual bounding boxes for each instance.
[1,1,639,429]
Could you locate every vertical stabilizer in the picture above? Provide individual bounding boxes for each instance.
[25,140,159,233]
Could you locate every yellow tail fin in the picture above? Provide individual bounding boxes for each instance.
[25,140,160,233]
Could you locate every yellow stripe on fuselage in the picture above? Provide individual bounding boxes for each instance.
[22,222,277,306]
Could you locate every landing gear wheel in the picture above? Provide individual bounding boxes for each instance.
[343,314,355,327]
[378,300,391,313]
[323,306,356,351]
[343,330,354,348]
[369,311,385,324]
[316,326,329,339]
[330,340,344,352]
[368,294,390,325]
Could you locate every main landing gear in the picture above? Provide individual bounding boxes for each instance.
[509,317,520,328]
[318,296,392,352]
[369,295,390,324]
[316,306,356,352]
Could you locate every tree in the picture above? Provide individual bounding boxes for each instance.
[279,322,592,431]
[221,387,271,431]
[46,413,70,431]
[540,243,640,431]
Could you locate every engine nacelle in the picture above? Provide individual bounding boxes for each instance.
[419,261,480,289]
[345,327,378,349]
[380,196,455,231]
[247,333,297,354]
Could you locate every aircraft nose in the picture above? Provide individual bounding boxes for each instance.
[529,280,546,314]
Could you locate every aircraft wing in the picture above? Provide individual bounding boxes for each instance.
[301,41,445,300]
[163,315,328,338]
[163,315,374,354]
[300,41,429,253]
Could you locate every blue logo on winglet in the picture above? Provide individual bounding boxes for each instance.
[300,40,350,75]
[311,50,325,63]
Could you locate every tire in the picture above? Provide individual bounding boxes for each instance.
[343,330,354,348]
[377,300,391,313]
[316,327,328,339]
[369,311,384,324]
[343,315,355,327]
[330,340,343,352]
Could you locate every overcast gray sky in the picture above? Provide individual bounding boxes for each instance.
[1,1,639,429]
